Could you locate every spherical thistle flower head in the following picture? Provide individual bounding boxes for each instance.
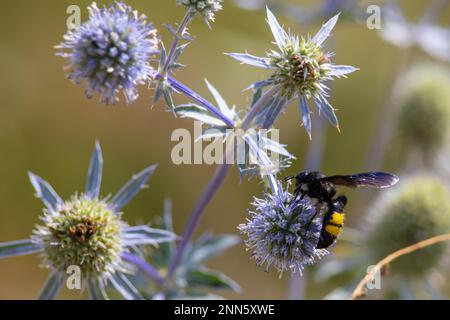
[56,2,159,104]
[396,64,450,160]
[238,182,329,275]
[177,0,223,26]
[365,175,450,278]
[0,142,176,300]
[228,8,358,137]
[33,195,125,279]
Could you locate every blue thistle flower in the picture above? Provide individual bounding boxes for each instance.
[0,142,176,300]
[238,182,329,275]
[228,8,358,137]
[56,2,159,104]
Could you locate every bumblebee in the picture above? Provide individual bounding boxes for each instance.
[286,171,399,249]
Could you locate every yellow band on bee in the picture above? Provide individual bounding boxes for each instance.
[329,212,345,226]
[325,224,341,236]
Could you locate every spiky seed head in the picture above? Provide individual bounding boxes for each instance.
[33,195,126,279]
[365,175,450,277]
[396,65,450,159]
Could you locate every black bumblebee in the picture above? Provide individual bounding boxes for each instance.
[286,171,399,249]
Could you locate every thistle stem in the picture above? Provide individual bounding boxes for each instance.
[167,76,235,127]
[121,252,165,285]
[166,86,284,278]
[167,163,231,277]
[160,11,193,76]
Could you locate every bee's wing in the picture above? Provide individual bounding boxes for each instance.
[321,172,399,189]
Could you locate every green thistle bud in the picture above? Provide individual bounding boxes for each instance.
[396,65,450,159]
[365,175,450,277]
[269,37,331,98]
[33,195,125,278]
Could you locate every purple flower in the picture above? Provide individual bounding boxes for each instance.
[56,2,159,104]
[238,181,329,275]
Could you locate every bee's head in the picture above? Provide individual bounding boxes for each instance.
[295,171,322,185]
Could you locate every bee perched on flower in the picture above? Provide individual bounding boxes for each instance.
[56,2,159,104]
[228,8,358,137]
[239,181,329,275]
[0,142,176,300]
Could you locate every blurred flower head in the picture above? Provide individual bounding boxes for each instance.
[177,0,223,26]
[228,8,358,137]
[365,175,450,277]
[56,2,159,104]
[396,64,450,160]
[0,142,176,300]
[239,181,329,275]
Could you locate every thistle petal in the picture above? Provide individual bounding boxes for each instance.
[313,96,339,130]
[87,278,109,300]
[110,164,157,211]
[28,172,63,213]
[266,7,288,49]
[38,272,65,300]
[328,65,359,77]
[312,13,340,46]
[299,96,312,139]
[0,239,42,259]
[226,53,273,69]
[86,141,103,199]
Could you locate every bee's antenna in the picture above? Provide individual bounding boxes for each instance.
[285,176,295,181]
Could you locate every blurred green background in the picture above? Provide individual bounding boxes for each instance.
[0,0,449,299]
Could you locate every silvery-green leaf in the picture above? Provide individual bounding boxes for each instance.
[246,79,273,91]
[110,273,144,300]
[313,96,339,130]
[244,135,273,170]
[195,127,227,143]
[160,198,175,263]
[266,7,288,49]
[0,239,42,259]
[183,234,239,267]
[312,13,340,46]
[299,96,312,139]
[251,88,263,106]
[163,87,176,114]
[38,272,65,300]
[110,164,157,211]
[87,278,109,300]
[204,79,235,120]
[260,136,294,159]
[186,268,241,292]
[262,95,289,129]
[123,226,177,246]
[328,65,359,77]
[175,104,227,126]
[86,141,103,199]
[28,172,63,213]
[226,52,273,69]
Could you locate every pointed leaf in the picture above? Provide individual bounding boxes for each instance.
[299,96,312,139]
[313,96,339,130]
[0,239,42,259]
[186,268,241,292]
[110,273,144,300]
[184,234,239,267]
[266,7,288,49]
[110,164,157,211]
[175,104,227,126]
[87,278,109,300]
[328,65,359,77]
[123,225,177,246]
[86,141,103,199]
[28,172,63,213]
[38,272,65,300]
[204,79,234,120]
[312,13,340,46]
[226,52,273,69]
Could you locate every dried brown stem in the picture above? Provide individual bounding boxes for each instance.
[351,233,450,299]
